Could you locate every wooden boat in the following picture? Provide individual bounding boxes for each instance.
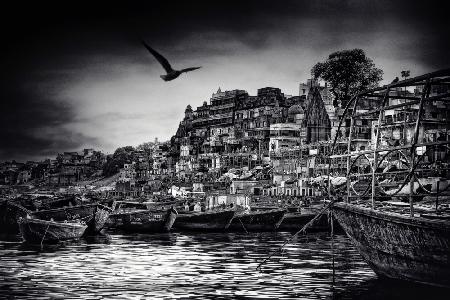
[107,207,178,233]
[0,200,30,233]
[32,204,112,235]
[333,202,450,288]
[228,208,286,232]
[278,211,330,232]
[173,209,236,231]
[38,195,82,210]
[18,217,87,244]
[325,69,450,288]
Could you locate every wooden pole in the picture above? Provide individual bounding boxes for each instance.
[331,211,335,286]
[436,180,440,212]
[371,88,391,209]
[409,78,431,217]
[346,97,361,202]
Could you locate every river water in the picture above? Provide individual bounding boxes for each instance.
[0,231,446,299]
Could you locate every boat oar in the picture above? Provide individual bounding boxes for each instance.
[256,199,336,270]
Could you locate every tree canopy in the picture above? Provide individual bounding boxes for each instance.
[311,49,383,108]
[102,146,135,176]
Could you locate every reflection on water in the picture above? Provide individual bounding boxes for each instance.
[0,232,447,299]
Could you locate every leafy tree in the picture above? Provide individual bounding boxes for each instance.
[311,49,383,108]
[102,146,135,176]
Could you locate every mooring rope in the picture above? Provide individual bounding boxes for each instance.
[40,223,50,249]
[238,217,249,234]
[256,199,336,270]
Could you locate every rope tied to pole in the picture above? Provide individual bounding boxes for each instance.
[256,199,336,270]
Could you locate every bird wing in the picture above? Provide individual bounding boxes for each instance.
[181,66,202,73]
[142,41,173,73]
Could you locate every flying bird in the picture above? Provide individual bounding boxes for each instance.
[142,41,201,81]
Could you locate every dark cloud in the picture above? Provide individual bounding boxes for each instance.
[0,84,100,161]
[1,0,449,161]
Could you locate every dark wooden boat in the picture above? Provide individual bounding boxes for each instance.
[228,208,286,232]
[38,195,82,210]
[333,202,450,288]
[32,204,112,235]
[173,209,236,231]
[18,217,87,244]
[0,200,30,233]
[107,207,178,233]
[278,211,330,232]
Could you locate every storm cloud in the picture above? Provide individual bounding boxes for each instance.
[1,0,449,161]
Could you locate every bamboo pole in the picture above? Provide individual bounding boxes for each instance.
[330,140,450,159]
[409,78,431,217]
[371,88,391,208]
[346,97,361,202]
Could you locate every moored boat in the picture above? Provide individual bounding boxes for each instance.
[107,207,178,233]
[325,69,450,288]
[333,202,450,288]
[32,204,112,235]
[228,208,286,232]
[277,211,330,232]
[38,195,82,210]
[0,200,30,233]
[18,217,87,244]
[173,209,236,231]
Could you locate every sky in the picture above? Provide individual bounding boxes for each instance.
[1,0,449,162]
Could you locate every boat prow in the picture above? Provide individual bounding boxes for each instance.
[0,200,30,233]
[333,202,450,288]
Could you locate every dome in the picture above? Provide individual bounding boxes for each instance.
[288,104,304,115]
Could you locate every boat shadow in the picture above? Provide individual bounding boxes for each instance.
[332,276,449,299]
[0,233,22,242]
[15,232,112,254]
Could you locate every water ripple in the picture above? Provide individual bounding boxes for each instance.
[0,232,446,299]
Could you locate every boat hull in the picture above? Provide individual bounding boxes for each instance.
[0,201,30,233]
[32,204,111,235]
[228,209,286,232]
[333,202,450,288]
[173,209,236,231]
[108,208,177,233]
[277,212,330,232]
[18,218,87,244]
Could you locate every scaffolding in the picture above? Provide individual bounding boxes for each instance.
[328,68,450,216]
